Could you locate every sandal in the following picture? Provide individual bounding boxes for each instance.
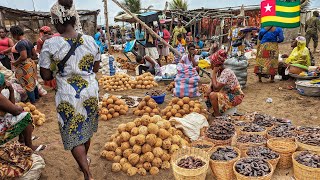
[34,145,47,152]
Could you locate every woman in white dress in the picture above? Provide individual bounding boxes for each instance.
[39,0,100,179]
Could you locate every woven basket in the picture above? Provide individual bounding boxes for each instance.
[244,149,280,170]
[191,139,215,152]
[292,151,320,180]
[233,157,274,180]
[171,147,210,180]
[266,132,295,141]
[236,141,267,157]
[295,138,320,153]
[204,134,234,146]
[295,126,320,136]
[267,138,298,169]
[209,146,241,180]
[240,128,267,137]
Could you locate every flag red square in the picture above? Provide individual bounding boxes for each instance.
[261,0,276,17]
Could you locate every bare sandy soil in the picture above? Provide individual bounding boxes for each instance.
[33,43,319,180]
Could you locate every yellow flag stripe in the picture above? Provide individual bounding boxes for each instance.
[261,16,300,24]
[276,5,300,13]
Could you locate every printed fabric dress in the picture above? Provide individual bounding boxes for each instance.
[39,35,100,150]
[216,68,244,114]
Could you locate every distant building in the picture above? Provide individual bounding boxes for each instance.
[0,6,100,42]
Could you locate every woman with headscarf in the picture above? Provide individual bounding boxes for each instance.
[285,36,311,67]
[39,0,99,179]
[0,72,45,151]
[36,26,52,53]
[10,26,39,104]
[206,50,244,116]
[254,26,284,83]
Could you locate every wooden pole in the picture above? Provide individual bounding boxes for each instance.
[104,0,112,50]
[111,0,182,56]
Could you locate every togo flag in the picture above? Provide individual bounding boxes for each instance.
[261,0,300,28]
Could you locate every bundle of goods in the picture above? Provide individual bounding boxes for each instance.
[16,102,46,126]
[236,134,267,157]
[233,158,274,179]
[135,73,158,89]
[240,124,267,136]
[173,63,200,98]
[171,147,210,180]
[161,97,207,119]
[245,146,280,169]
[166,82,175,92]
[296,126,320,135]
[120,95,139,108]
[210,146,241,180]
[99,73,136,91]
[292,151,320,180]
[296,134,320,152]
[99,95,129,121]
[253,114,275,130]
[267,138,298,169]
[267,124,296,140]
[224,56,248,88]
[100,54,116,75]
[133,96,161,116]
[160,64,177,80]
[101,115,189,176]
[205,122,235,146]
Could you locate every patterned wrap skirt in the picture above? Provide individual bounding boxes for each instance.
[15,59,37,92]
[254,42,279,76]
[216,86,244,114]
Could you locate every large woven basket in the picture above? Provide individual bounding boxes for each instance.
[236,140,267,157]
[292,151,320,180]
[240,128,267,137]
[191,139,215,152]
[204,134,234,147]
[244,148,280,170]
[233,157,274,180]
[295,138,320,153]
[209,146,241,180]
[266,132,296,141]
[171,147,210,180]
[267,138,298,169]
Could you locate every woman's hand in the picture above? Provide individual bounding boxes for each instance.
[213,67,220,74]
[5,81,14,92]
[11,60,19,67]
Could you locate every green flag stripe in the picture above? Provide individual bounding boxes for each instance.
[276,11,300,17]
[276,0,300,7]
[262,21,300,28]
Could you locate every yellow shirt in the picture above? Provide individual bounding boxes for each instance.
[176,39,186,46]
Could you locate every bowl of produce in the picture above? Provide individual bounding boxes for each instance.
[146,90,166,104]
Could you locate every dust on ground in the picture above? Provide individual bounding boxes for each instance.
[33,43,319,180]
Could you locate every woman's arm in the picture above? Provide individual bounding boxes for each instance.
[40,67,53,81]
[31,48,38,60]
[12,50,27,66]
[211,68,225,92]
[277,29,284,43]
[93,61,100,73]
[0,94,23,116]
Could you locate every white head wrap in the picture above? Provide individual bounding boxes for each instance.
[50,1,83,33]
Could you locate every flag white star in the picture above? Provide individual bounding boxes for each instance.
[265,3,272,12]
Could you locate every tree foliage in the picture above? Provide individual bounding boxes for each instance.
[169,0,188,11]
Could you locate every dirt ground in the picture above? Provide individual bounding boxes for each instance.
[32,42,320,180]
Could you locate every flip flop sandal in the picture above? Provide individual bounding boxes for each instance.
[32,136,40,141]
[34,145,47,152]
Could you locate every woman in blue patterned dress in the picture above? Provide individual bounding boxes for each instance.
[39,1,99,179]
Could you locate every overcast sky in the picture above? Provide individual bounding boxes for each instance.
[1,0,320,25]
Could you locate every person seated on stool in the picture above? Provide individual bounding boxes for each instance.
[180,44,200,73]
